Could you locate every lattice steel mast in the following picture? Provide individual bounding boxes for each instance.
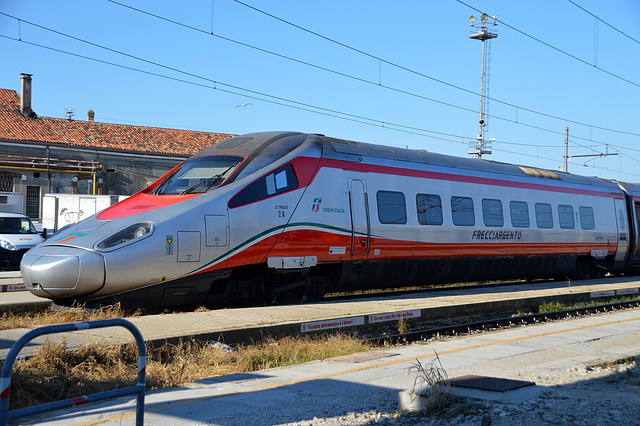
[468,13,498,158]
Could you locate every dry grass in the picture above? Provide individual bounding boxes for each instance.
[1,305,369,410]
[0,303,138,330]
[537,294,640,314]
[5,333,370,410]
[9,338,139,410]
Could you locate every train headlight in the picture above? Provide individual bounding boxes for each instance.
[133,226,148,239]
[95,222,154,251]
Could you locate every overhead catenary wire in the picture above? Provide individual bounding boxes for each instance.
[1,11,616,157]
[456,0,640,91]
[96,2,634,153]
[0,10,597,150]
[224,1,636,158]
[0,8,635,176]
[567,0,640,47]
[230,0,640,138]
[491,145,640,178]
[0,18,619,162]
[0,33,469,146]
[4,33,638,178]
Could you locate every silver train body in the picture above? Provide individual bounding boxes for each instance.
[20,132,640,308]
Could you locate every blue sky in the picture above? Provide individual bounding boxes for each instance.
[1,1,639,181]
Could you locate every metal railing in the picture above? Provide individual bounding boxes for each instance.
[0,318,146,426]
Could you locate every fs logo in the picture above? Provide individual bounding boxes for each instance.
[311,198,322,212]
[52,232,89,243]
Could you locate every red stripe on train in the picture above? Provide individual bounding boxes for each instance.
[190,228,616,277]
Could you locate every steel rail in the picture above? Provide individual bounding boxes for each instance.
[366,300,640,346]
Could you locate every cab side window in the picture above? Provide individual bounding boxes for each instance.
[266,168,289,195]
[228,164,298,208]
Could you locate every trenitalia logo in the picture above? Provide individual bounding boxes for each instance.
[52,232,89,243]
[311,198,346,214]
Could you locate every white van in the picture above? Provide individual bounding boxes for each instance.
[0,212,45,271]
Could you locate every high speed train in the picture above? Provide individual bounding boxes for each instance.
[20,131,640,308]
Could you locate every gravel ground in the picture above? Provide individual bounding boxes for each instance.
[279,354,640,426]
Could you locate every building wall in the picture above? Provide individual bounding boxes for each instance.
[0,141,185,219]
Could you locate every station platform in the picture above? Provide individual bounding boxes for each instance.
[1,276,639,360]
[0,271,26,291]
[0,271,49,314]
[13,300,640,425]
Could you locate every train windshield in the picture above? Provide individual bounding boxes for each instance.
[151,155,244,195]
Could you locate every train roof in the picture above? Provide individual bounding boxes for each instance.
[320,134,625,191]
[194,131,310,183]
[616,181,640,198]
[194,131,629,193]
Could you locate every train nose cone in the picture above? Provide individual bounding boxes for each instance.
[20,247,105,299]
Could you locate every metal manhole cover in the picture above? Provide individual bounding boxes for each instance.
[445,375,535,392]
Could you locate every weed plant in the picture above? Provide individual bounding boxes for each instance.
[537,294,640,314]
[409,352,457,415]
[4,333,369,410]
[0,303,138,330]
[406,353,482,419]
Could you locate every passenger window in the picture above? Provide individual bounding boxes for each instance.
[451,196,475,226]
[377,191,407,224]
[228,163,298,208]
[535,203,553,228]
[558,205,575,229]
[417,194,443,225]
[510,201,530,228]
[579,206,595,230]
[482,198,503,227]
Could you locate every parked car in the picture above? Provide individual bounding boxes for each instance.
[0,212,45,270]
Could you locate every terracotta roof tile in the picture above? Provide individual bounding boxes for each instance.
[0,89,233,156]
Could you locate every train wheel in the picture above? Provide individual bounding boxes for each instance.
[571,258,605,281]
[570,260,588,280]
[304,276,330,302]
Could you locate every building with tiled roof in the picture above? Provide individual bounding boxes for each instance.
[0,74,233,220]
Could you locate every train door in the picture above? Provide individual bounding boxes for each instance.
[204,213,229,268]
[614,198,629,265]
[349,179,370,255]
[633,201,640,266]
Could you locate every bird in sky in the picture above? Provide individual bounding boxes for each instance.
[235,103,252,108]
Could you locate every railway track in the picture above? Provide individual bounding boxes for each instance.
[367,299,640,346]
[324,279,539,302]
